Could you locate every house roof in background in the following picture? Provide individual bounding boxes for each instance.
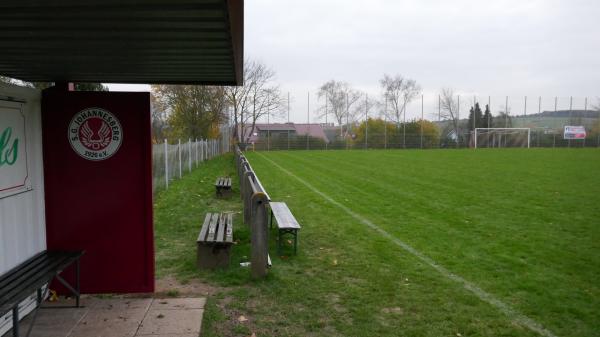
[293,124,329,142]
[241,123,330,143]
[0,0,243,85]
[256,124,295,131]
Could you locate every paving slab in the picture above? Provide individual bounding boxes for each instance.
[140,335,199,337]
[2,297,205,337]
[137,309,204,335]
[12,308,86,337]
[149,298,206,310]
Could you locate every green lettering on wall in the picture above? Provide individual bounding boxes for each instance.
[0,127,19,167]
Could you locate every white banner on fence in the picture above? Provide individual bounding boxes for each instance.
[563,126,586,140]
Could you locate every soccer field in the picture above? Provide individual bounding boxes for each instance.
[245,148,599,337]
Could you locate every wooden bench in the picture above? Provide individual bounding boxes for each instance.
[197,213,234,269]
[0,250,84,337]
[269,202,301,255]
[214,177,232,198]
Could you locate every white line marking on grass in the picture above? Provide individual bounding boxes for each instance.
[257,152,557,337]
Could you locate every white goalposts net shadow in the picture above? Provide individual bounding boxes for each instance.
[474,128,531,148]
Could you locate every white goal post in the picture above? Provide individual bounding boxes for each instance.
[474,128,531,148]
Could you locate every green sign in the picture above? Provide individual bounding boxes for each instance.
[0,126,19,167]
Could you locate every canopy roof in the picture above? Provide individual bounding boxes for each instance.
[0,0,243,85]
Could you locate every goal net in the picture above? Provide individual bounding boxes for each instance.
[474,128,530,148]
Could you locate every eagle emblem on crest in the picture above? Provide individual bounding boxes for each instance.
[80,120,112,151]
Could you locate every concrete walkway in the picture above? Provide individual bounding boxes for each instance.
[3,297,205,337]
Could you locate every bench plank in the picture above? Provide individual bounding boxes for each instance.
[270,202,301,229]
[216,213,226,242]
[206,213,219,242]
[197,213,212,242]
[225,213,233,243]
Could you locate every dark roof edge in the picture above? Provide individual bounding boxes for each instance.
[227,0,244,86]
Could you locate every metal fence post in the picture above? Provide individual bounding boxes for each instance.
[187,138,190,172]
[164,139,169,189]
[178,139,182,179]
[420,93,424,149]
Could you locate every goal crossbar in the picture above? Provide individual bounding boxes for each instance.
[474,128,531,148]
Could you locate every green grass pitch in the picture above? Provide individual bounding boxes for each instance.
[245,148,599,337]
[155,148,599,337]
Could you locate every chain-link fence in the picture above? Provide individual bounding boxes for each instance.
[248,94,600,151]
[152,127,232,194]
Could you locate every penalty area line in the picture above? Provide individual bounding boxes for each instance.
[256,152,557,337]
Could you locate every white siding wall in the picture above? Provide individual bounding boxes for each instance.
[0,83,45,334]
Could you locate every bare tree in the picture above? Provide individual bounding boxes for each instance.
[225,60,283,144]
[593,97,600,111]
[317,80,362,138]
[380,74,421,147]
[354,93,380,122]
[439,88,461,147]
[380,74,421,127]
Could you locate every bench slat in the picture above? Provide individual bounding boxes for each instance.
[197,213,213,242]
[224,213,233,243]
[206,213,219,242]
[216,213,226,242]
[270,202,301,229]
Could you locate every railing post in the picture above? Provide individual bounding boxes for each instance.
[250,192,269,278]
[243,172,253,225]
[164,139,169,189]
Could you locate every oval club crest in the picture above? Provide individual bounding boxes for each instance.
[68,108,123,161]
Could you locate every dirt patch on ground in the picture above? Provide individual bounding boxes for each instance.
[154,276,221,297]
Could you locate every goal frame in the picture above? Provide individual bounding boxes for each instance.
[474,128,530,148]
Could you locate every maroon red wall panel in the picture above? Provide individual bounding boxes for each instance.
[42,89,154,293]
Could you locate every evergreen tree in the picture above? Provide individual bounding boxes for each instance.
[467,103,484,131]
[482,104,493,128]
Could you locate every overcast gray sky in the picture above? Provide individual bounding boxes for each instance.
[109,0,600,123]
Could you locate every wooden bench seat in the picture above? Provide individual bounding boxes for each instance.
[214,177,232,198]
[0,250,84,337]
[197,213,234,269]
[269,202,301,255]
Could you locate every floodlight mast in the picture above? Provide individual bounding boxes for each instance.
[474,128,531,149]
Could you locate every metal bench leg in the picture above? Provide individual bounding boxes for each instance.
[12,306,19,337]
[294,230,298,255]
[277,229,282,256]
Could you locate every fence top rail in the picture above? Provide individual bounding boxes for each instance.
[475,128,531,131]
[248,174,271,202]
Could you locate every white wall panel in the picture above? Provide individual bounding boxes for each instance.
[0,83,45,274]
[0,83,45,335]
